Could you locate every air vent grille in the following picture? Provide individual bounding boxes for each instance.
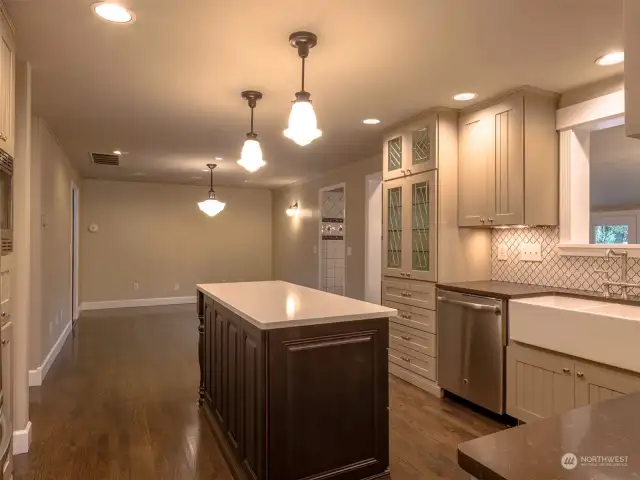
[2,238,12,255]
[90,152,120,166]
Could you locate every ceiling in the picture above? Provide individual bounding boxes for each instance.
[6,0,625,188]
[591,125,640,208]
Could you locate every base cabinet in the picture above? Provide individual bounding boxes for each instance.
[198,291,389,480]
[506,342,574,423]
[574,361,640,407]
[507,342,640,423]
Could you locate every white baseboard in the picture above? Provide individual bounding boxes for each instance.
[13,421,32,455]
[29,319,73,387]
[80,296,197,311]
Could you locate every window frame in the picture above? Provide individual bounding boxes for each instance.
[556,89,640,257]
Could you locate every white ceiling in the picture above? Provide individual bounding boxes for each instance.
[591,125,640,208]
[6,0,625,188]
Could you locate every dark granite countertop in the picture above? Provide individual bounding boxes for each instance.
[437,280,640,305]
[458,392,640,479]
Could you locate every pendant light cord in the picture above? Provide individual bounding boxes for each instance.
[209,166,214,194]
[250,105,255,134]
[301,57,306,92]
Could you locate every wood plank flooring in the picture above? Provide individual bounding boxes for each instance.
[14,304,504,479]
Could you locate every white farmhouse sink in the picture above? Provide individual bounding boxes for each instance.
[510,296,640,374]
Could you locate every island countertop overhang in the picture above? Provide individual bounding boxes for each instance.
[197,280,396,330]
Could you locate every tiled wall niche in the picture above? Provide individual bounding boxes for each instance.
[320,188,345,295]
[492,226,640,292]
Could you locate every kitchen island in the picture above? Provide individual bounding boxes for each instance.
[196,281,396,480]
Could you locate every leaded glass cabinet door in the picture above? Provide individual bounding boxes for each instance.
[404,171,437,282]
[383,178,406,279]
[408,114,438,175]
[383,132,406,181]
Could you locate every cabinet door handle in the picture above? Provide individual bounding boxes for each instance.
[401,291,412,297]
[480,218,486,224]
[400,335,412,341]
[400,272,406,277]
[401,169,406,175]
[577,372,584,378]
[562,367,571,374]
[488,218,494,223]
[404,314,412,319]
[400,356,411,362]
[406,272,411,277]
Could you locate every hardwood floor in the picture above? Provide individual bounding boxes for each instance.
[14,305,504,479]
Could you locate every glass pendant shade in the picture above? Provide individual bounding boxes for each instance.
[237,137,266,173]
[284,99,322,147]
[198,164,225,217]
[198,194,226,217]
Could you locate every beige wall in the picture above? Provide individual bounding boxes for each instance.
[272,154,380,300]
[30,117,79,370]
[79,180,272,303]
[559,74,624,108]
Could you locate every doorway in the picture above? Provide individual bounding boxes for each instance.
[364,172,382,304]
[318,183,346,296]
[71,182,79,324]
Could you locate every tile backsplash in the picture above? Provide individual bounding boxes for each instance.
[492,226,640,292]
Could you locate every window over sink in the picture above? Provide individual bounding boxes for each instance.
[556,89,640,257]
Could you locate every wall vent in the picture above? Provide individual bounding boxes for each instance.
[90,152,120,166]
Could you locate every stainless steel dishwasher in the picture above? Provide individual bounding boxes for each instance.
[437,289,506,414]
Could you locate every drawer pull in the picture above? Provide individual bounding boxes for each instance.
[577,372,584,378]
[404,314,412,319]
[400,356,411,362]
[400,335,412,341]
[562,367,571,374]
[401,291,412,297]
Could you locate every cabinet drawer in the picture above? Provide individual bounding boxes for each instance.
[389,324,435,357]
[383,278,436,310]
[389,347,436,381]
[385,301,435,334]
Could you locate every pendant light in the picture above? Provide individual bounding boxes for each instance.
[198,164,226,217]
[284,31,322,147]
[238,90,266,173]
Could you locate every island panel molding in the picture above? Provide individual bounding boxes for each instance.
[197,282,392,480]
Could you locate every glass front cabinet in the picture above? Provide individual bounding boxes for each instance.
[383,171,437,281]
[383,113,438,181]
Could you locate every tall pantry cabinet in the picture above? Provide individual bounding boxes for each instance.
[382,109,491,397]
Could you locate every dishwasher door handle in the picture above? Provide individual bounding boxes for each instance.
[437,296,501,315]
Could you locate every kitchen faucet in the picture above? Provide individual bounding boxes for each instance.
[599,248,639,300]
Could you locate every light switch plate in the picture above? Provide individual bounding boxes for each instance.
[313,245,317,254]
[498,244,508,261]
[347,246,352,256]
[519,242,542,262]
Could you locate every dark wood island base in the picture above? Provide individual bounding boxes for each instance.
[197,284,393,480]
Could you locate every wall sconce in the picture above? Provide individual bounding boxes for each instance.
[286,202,299,217]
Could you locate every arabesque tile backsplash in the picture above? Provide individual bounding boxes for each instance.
[491,227,640,292]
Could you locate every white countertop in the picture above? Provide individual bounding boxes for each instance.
[197,281,396,330]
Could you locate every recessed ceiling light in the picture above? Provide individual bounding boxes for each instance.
[453,93,477,101]
[215,156,223,161]
[595,51,624,66]
[91,2,135,24]
[362,119,381,125]
[113,150,122,155]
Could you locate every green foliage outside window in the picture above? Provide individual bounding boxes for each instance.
[594,225,629,244]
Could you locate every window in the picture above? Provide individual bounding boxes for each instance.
[594,225,629,244]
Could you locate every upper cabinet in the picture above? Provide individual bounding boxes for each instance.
[0,11,14,158]
[458,89,558,227]
[625,0,640,139]
[383,114,438,181]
